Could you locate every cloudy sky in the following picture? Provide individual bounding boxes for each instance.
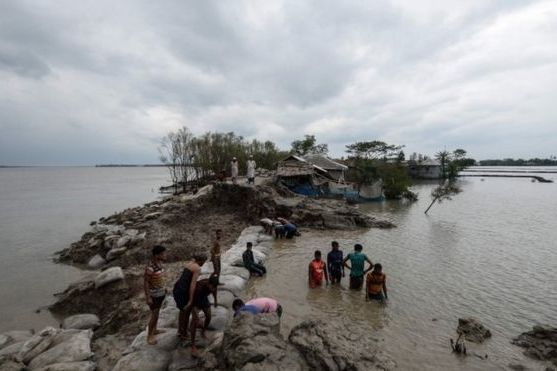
[1,0,556,165]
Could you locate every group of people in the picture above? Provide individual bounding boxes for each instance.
[308,241,388,302]
[143,229,279,356]
[260,217,299,239]
[229,155,257,185]
[144,230,387,356]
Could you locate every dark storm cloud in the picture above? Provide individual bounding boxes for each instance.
[0,0,556,165]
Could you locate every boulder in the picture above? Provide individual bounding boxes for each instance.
[94,267,124,289]
[112,348,171,371]
[123,328,179,354]
[28,330,93,370]
[33,361,96,371]
[18,327,58,364]
[87,254,106,269]
[87,238,103,249]
[457,318,492,343]
[62,314,100,330]
[513,325,557,365]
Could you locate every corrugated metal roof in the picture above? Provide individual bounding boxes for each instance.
[304,154,348,171]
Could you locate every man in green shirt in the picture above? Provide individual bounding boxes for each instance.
[343,244,373,289]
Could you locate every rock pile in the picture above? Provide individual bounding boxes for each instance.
[513,325,557,367]
[457,317,492,343]
[0,326,95,371]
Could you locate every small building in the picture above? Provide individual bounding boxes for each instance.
[407,159,441,179]
[303,154,348,182]
[275,155,329,196]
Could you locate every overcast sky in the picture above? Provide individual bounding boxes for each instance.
[1,0,556,165]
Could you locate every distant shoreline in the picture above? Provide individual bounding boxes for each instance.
[0,164,166,168]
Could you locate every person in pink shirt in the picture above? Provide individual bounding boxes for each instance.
[233,297,283,317]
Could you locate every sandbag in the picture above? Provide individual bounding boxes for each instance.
[112,348,171,371]
[28,330,93,369]
[218,275,247,294]
[209,290,236,309]
[157,306,179,329]
[0,330,33,350]
[33,361,96,371]
[18,327,58,364]
[94,267,124,288]
[123,328,179,355]
[62,314,100,330]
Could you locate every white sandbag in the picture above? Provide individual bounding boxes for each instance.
[224,249,266,268]
[87,254,106,269]
[123,328,178,355]
[0,341,26,356]
[157,306,179,329]
[221,266,250,280]
[209,290,236,309]
[208,306,230,331]
[62,314,100,330]
[0,330,33,350]
[18,327,58,364]
[33,361,96,371]
[218,275,247,294]
[28,330,93,370]
[94,267,124,288]
[112,348,171,371]
[252,244,271,256]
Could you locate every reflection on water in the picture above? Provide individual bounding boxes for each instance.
[245,175,556,370]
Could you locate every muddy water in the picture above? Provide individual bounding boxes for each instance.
[245,175,557,370]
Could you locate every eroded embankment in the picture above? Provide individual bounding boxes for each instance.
[0,182,396,370]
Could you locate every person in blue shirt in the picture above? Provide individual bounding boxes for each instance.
[327,241,344,284]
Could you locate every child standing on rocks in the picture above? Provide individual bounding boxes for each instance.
[190,275,219,357]
[144,245,167,345]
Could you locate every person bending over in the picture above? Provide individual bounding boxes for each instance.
[232,297,283,318]
[172,254,207,340]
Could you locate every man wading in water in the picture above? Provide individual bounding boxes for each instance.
[211,229,222,284]
[172,254,207,341]
[327,241,344,284]
[308,250,329,288]
[344,244,373,290]
[144,245,168,345]
[366,263,388,302]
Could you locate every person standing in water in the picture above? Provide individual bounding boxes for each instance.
[231,157,239,184]
[366,263,388,302]
[344,244,373,290]
[327,241,344,284]
[308,250,328,288]
[172,254,207,340]
[144,245,167,345]
[210,229,222,283]
[246,155,256,185]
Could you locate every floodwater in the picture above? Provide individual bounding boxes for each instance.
[0,167,168,333]
[245,171,557,370]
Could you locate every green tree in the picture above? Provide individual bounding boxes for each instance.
[345,141,403,160]
[291,135,328,156]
